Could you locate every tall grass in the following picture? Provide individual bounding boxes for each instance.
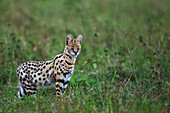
[0,0,169,112]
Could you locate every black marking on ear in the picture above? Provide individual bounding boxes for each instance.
[77,34,82,44]
[66,34,73,45]
[66,37,69,45]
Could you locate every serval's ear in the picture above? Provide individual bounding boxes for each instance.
[66,34,73,45]
[77,34,82,45]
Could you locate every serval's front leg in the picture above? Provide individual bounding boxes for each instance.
[56,80,64,98]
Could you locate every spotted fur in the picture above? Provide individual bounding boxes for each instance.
[17,34,82,98]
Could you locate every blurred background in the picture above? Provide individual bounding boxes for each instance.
[0,0,169,112]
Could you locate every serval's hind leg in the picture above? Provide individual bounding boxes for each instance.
[18,82,37,99]
[18,83,26,99]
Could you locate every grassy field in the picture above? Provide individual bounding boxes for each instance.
[0,0,169,112]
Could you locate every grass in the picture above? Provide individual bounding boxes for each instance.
[0,0,169,112]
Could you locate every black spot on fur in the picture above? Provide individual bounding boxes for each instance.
[58,54,63,58]
[39,77,41,80]
[46,70,49,73]
[27,70,30,74]
[60,60,63,63]
[43,66,46,69]
[60,69,62,72]
[23,78,26,81]
[55,73,57,77]
[47,74,49,77]
[56,62,58,65]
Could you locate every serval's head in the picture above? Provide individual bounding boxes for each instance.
[64,34,82,57]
